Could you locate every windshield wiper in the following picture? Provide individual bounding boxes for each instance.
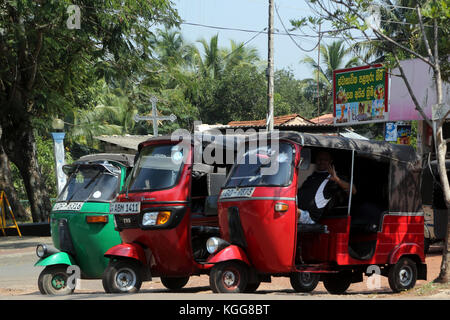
[66,170,102,204]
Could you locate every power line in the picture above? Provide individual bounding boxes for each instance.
[222,27,267,61]
[274,4,321,53]
[180,20,375,40]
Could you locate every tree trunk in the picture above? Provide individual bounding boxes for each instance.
[434,125,449,283]
[0,115,51,223]
[0,142,30,220]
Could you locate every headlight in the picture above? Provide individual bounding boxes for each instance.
[142,211,171,226]
[142,212,158,226]
[206,237,229,254]
[36,244,47,258]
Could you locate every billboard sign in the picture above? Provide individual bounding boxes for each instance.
[333,64,389,126]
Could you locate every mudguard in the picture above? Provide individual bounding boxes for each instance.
[34,252,76,267]
[388,243,425,264]
[104,243,147,265]
[206,245,251,266]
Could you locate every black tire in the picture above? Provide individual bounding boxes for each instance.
[388,257,417,293]
[323,272,352,294]
[37,265,75,295]
[424,238,430,255]
[209,261,249,293]
[244,280,261,293]
[161,276,190,290]
[102,259,142,294]
[290,272,319,293]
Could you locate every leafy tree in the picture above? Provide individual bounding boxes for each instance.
[0,0,179,221]
[301,40,359,114]
[274,68,317,118]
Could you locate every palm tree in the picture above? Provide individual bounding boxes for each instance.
[224,40,261,70]
[195,34,224,79]
[67,81,139,147]
[153,29,196,69]
[301,40,360,113]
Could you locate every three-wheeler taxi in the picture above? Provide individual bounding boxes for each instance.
[102,133,239,293]
[35,153,134,295]
[206,131,426,294]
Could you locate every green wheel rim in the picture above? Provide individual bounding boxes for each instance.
[51,274,67,290]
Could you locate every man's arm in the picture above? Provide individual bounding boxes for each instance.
[328,164,357,195]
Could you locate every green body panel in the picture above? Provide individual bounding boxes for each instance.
[34,251,76,267]
[50,206,121,278]
[43,164,127,279]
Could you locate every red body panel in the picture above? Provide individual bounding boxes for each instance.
[299,215,425,266]
[217,143,300,273]
[104,243,147,264]
[214,141,425,275]
[206,245,250,265]
[110,140,214,277]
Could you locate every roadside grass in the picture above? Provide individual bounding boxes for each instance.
[407,281,450,296]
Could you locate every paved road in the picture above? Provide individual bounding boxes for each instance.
[0,236,448,301]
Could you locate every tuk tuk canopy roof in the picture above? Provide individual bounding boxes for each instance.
[76,153,135,167]
[137,131,420,164]
[248,131,420,164]
[138,133,245,152]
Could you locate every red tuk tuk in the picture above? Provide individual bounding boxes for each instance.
[206,131,426,294]
[102,133,239,293]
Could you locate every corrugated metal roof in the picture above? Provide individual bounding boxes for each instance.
[94,135,153,150]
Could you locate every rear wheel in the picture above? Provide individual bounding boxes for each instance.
[244,280,261,293]
[323,271,352,294]
[388,257,417,293]
[38,265,75,295]
[290,272,319,293]
[102,259,142,294]
[161,276,190,290]
[210,261,249,293]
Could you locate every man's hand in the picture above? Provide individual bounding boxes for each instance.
[327,164,357,195]
[327,164,340,183]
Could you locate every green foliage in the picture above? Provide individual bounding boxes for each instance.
[11,134,73,199]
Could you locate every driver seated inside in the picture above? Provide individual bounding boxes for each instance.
[297,150,357,224]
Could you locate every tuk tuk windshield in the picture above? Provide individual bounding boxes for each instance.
[225,142,293,188]
[57,167,120,202]
[125,144,184,192]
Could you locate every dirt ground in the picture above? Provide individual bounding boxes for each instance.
[138,245,449,298]
[0,237,448,298]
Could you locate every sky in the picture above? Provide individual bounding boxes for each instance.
[173,0,329,80]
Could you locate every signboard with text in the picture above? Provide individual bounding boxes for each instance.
[333,64,389,126]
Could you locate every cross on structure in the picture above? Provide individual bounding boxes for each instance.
[133,96,177,136]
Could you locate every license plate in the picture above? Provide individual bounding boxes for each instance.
[220,187,255,199]
[110,202,141,214]
[52,202,84,211]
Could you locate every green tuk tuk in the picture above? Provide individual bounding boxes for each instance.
[35,153,134,295]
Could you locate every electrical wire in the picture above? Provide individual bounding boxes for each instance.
[275,4,322,53]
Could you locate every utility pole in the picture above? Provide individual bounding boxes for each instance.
[267,0,274,132]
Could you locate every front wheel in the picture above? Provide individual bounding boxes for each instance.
[210,261,249,293]
[102,259,143,294]
[161,276,190,290]
[388,257,417,293]
[290,272,319,293]
[38,265,75,295]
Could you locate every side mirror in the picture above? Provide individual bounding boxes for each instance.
[299,148,311,170]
